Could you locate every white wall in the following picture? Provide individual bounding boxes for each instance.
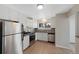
[75,13,77,36]
[76,13,79,36]
[55,13,70,49]
[68,5,79,36]
[56,12,76,50]
[69,14,76,43]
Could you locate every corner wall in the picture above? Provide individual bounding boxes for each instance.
[55,11,76,50]
[55,13,70,49]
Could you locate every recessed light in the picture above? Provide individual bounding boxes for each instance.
[37,4,44,10]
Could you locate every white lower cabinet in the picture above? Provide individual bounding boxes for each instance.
[23,35,29,50]
[35,33,48,41]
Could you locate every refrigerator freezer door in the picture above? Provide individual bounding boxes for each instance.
[4,22,21,35]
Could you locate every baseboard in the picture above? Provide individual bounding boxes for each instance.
[36,40,48,43]
[75,35,79,37]
[70,42,76,44]
[56,44,71,50]
[23,45,30,51]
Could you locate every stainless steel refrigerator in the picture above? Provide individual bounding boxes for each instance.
[0,19,23,54]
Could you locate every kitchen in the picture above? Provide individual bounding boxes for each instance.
[23,17,56,53]
[0,4,76,54]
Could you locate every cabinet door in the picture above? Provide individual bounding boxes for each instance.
[35,33,42,40]
[23,35,29,50]
[35,33,48,41]
[42,33,48,41]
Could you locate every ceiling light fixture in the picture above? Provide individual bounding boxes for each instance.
[37,4,44,10]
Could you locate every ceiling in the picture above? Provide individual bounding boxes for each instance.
[4,4,74,19]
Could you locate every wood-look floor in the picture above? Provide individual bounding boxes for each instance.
[23,41,72,54]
